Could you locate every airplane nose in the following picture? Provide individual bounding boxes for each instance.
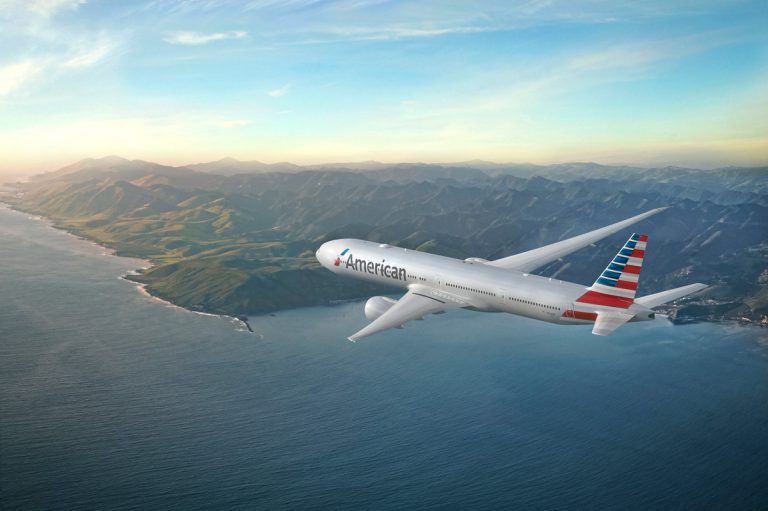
[315,242,328,265]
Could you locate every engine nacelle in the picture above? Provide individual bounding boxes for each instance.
[365,296,398,321]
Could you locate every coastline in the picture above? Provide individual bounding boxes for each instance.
[0,201,124,259]
[0,200,256,333]
[1,198,762,334]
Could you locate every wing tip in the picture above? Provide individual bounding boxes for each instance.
[687,283,709,295]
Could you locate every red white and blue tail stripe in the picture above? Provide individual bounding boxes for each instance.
[576,234,647,309]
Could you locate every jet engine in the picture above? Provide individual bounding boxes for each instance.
[364,296,398,321]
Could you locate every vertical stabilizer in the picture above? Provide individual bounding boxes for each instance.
[576,234,647,309]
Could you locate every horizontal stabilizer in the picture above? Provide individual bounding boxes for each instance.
[634,283,708,309]
[592,311,635,336]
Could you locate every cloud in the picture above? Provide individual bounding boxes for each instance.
[268,83,290,97]
[0,0,86,18]
[565,31,738,73]
[62,40,113,68]
[317,24,493,42]
[416,28,745,121]
[30,0,86,16]
[0,61,38,95]
[164,30,248,45]
[0,0,118,97]
[287,24,500,45]
[215,119,251,128]
[0,39,117,96]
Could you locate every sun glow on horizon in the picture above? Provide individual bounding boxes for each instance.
[1,0,767,175]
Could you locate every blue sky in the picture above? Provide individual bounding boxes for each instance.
[0,0,766,174]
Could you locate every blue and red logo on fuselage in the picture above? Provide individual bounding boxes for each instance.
[335,247,349,266]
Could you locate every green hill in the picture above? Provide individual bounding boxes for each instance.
[4,157,767,320]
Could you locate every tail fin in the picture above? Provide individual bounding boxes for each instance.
[576,233,647,309]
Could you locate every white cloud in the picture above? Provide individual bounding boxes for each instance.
[0,61,38,95]
[403,29,745,123]
[31,0,86,16]
[164,30,248,45]
[62,40,112,68]
[320,24,492,41]
[0,40,116,96]
[215,119,251,128]
[0,0,86,18]
[565,35,715,73]
[268,83,290,97]
[0,0,117,97]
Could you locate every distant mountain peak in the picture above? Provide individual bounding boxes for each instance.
[457,159,498,165]
[80,155,132,166]
[187,158,300,176]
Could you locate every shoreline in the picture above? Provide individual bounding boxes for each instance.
[0,200,256,334]
[126,277,254,331]
[1,199,762,335]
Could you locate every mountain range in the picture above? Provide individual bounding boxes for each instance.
[4,156,767,323]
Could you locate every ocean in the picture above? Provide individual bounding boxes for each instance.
[1,204,767,510]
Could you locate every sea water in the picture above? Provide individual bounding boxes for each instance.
[1,204,767,510]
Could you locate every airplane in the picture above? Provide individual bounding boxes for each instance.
[315,208,707,342]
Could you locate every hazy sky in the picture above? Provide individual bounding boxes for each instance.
[1,0,766,174]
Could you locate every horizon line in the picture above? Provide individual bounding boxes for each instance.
[7,153,768,179]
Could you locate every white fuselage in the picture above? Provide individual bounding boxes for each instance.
[316,239,655,326]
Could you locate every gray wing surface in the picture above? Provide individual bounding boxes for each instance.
[486,207,667,273]
[348,287,464,342]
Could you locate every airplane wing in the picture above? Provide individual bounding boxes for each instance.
[348,286,464,342]
[592,310,635,336]
[486,207,667,273]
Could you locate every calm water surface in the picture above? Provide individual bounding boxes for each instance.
[1,204,767,510]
